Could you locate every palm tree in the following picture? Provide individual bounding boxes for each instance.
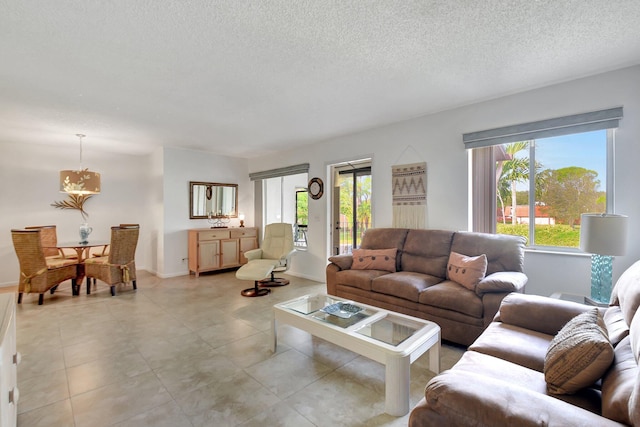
[499,142,530,224]
[496,176,510,224]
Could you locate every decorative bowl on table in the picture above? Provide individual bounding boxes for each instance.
[320,302,363,319]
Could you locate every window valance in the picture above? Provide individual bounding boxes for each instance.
[463,107,623,149]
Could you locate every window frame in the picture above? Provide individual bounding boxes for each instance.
[249,163,310,244]
[294,188,309,249]
[295,188,308,227]
[467,108,621,252]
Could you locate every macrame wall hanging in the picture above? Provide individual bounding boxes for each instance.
[392,161,427,229]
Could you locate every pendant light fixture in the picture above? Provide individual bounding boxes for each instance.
[59,134,101,195]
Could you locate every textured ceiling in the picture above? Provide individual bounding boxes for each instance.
[2,1,640,157]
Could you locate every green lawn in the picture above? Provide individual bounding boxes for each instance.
[496,223,580,248]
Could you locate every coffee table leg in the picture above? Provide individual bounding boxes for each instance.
[385,355,411,416]
[429,343,440,374]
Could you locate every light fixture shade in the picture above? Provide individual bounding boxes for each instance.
[579,213,629,256]
[60,169,101,195]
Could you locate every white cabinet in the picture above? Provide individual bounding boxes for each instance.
[188,228,258,277]
[0,294,18,427]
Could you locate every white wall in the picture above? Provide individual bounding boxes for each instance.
[2,66,638,297]
[0,143,252,284]
[0,141,153,285]
[160,147,252,278]
[148,147,165,275]
[249,65,640,297]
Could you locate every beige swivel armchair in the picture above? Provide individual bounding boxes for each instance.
[245,223,296,286]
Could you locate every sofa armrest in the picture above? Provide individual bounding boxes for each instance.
[326,263,340,295]
[475,271,528,295]
[328,254,353,271]
[279,249,296,267]
[326,255,353,296]
[412,370,622,427]
[496,293,596,336]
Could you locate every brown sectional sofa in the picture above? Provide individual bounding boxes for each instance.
[326,228,527,346]
[410,260,640,426]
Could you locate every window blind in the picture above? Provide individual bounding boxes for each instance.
[463,107,623,149]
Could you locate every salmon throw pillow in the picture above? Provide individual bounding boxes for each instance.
[446,252,488,291]
[351,248,397,272]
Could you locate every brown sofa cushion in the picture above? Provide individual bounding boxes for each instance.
[360,228,409,271]
[603,306,629,346]
[351,248,397,272]
[372,271,441,302]
[630,313,640,426]
[452,350,602,414]
[498,293,593,336]
[601,336,636,425]
[423,368,606,426]
[419,282,484,318]
[469,322,552,372]
[334,269,388,291]
[446,252,487,291]
[544,309,614,395]
[401,229,454,277]
[610,259,640,325]
[450,231,525,275]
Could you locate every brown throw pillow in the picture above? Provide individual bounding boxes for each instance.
[446,252,487,291]
[351,248,397,272]
[544,309,614,395]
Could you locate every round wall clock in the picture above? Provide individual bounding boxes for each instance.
[308,177,324,200]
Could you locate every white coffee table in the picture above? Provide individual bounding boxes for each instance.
[272,294,441,416]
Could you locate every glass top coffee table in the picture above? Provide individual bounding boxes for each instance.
[272,294,441,416]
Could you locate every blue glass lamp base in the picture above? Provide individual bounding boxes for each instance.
[590,254,613,304]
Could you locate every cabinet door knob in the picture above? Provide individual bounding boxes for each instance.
[9,387,19,404]
[13,352,21,365]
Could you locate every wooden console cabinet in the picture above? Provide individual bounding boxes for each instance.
[188,227,258,277]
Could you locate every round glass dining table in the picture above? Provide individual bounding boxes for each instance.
[49,241,110,261]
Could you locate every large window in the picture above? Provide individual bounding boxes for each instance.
[263,173,308,223]
[467,108,621,250]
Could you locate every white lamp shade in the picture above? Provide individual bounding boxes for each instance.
[579,213,629,256]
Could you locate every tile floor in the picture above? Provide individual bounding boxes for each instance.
[12,270,465,427]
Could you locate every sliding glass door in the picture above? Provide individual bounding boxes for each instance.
[332,162,372,255]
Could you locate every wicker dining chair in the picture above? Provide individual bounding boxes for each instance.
[89,224,137,258]
[25,225,78,259]
[84,225,139,296]
[11,229,79,305]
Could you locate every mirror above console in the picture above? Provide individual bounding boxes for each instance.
[190,181,238,219]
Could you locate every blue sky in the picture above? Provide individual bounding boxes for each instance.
[513,129,607,191]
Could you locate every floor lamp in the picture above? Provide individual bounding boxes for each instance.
[579,213,629,305]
